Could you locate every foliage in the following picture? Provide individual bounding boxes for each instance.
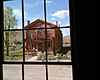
[57,46,71,56]
[4,6,17,29]
[4,6,17,56]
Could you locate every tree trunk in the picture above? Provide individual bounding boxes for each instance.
[5,31,9,56]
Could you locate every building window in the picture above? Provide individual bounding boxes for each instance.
[37,29,43,38]
[47,29,50,37]
[29,30,33,40]
[36,22,43,26]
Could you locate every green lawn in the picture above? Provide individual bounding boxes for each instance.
[4,50,23,60]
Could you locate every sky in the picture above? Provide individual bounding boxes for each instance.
[3,0,70,36]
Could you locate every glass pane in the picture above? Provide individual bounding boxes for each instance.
[3,64,22,80]
[4,31,23,61]
[25,29,46,62]
[24,0,44,27]
[46,0,70,27]
[3,0,22,29]
[62,28,71,47]
[48,65,73,80]
[24,65,46,80]
[47,28,71,62]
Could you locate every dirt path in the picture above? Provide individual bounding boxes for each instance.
[25,56,38,61]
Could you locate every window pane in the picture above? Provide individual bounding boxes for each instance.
[24,65,46,80]
[4,31,23,62]
[24,0,44,27]
[3,0,22,29]
[3,64,22,80]
[46,0,70,27]
[25,29,46,62]
[47,28,71,62]
[48,65,73,80]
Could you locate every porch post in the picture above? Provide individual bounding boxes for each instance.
[53,37,56,56]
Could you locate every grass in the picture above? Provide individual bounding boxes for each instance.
[4,50,23,60]
[4,48,71,61]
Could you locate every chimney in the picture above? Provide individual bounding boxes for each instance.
[56,21,58,26]
[27,20,30,25]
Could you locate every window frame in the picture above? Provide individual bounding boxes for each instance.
[0,0,77,80]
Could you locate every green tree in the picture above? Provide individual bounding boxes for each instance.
[4,7,17,56]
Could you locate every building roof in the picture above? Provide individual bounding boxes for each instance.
[25,19,58,29]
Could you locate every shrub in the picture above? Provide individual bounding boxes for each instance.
[57,46,71,56]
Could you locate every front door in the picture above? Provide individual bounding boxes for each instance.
[38,42,42,51]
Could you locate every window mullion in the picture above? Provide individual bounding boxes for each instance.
[44,0,48,80]
[22,0,25,80]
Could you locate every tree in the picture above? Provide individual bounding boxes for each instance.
[4,7,17,56]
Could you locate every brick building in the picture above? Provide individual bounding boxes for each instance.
[25,19,63,53]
